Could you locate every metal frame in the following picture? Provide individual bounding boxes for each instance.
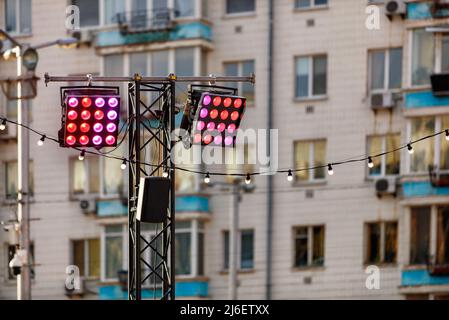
[44,73,255,300]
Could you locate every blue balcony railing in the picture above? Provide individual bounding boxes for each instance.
[116,8,175,35]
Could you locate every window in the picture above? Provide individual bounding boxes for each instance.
[104,54,124,76]
[223,229,254,270]
[174,220,205,276]
[224,60,255,104]
[7,243,34,280]
[294,140,326,182]
[70,157,100,195]
[437,206,449,265]
[365,221,398,264]
[103,147,125,195]
[411,29,434,86]
[293,225,325,267]
[226,0,255,14]
[175,0,195,17]
[104,0,126,25]
[175,47,195,103]
[295,0,328,9]
[72,0,99,27]
[410,207,431,265]
[5,160,34,200]
[408,116,449,173]
[5,0,32,34]
[367,134,400,177]
[369,48,402,91]
[72,239,100,278]
[295,55,327,98]
[103,225,125,280]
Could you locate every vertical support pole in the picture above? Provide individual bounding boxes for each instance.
[134,78,142,300]
[127,82,135,300]
[16,47,31,300]
[229,180,239,300]
[169,80,176,300]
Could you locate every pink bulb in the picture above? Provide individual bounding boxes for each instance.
[107,110,118,120]
[68,97,78,107]
[197,121,205,131]
[92,135,102,145]
[93,123,103,133]
[199,108,208,118]
[203,95,211,106]
[106,123,117,132]
[224,136,233,146]
[95,97,105,107]
[214,135,222,145]
[105,135,116,145]
[217,123,226,132]
[207,122,215,131]
[108,97,119,107]
[227,124,236,133]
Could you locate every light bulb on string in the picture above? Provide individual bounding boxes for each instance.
[327,164,334,176]
[445,129,449,141]
[287,170,293,182]
[37,135,46,146]
[120,159,127,170]
[78,150,85,161]
[204,172,210,184]
[162,170,169,178]
[0,119,6,131]
[245,173,251,185]
[407,144,414,155]
[367,157,374,168]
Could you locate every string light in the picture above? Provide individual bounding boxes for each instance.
[204,172,210,184]
[367,157,374,168]
[78,150,85,161]
[120,159,127,170]
[327,164,334,176]
[245,173,251,184]
[287,170,293,182]
[407,144,414,155]
[0,119,6,131]
[37,135,46,146]
[162,170,169,178]
[446,129,449,141]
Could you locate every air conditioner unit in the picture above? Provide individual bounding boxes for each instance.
[65,277,86,297]
[375,177,397,197]
[79,199,96,214]
[385,0,406,19]
[370,92,396,110]
[0,124,17,140]
[71,29,93,45]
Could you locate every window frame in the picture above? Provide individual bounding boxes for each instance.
[294,0,328,10]
[225,0,256,16]
[71,238,101,279]
[364,220,398,265]
[368,47,403,93]
[409,28,436,88]
[223,60,256,106]
[4,0,32,35]
[292,225,325,268]
[406,115,449,174]
[4,160,34,202]
[294,54,328,100]
[223,229,255,271]
[101,224,127,282]
[293,139,327,183]
[366,133,401,178]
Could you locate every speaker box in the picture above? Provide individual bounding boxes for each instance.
[136,177,170,223]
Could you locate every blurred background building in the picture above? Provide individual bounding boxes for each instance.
[0,0,449,300]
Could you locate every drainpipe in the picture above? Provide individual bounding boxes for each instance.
[266,0,274,300]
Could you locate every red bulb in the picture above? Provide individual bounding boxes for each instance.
[234,98,242,108]
[79,135,89,145]
[66,123,77,133]
[80,123,90,133]
[81,110,91,120]
[220,110,229,120]
[94,110,104,120]
[105,135,116,145]
[231,111,239,121]
[213,96,222,106]
[81,97,92,107]
[223,98,232,107]
[203,134,213,144]
[193,133,202,143]
[210,109,218,119]
[67,110,78,120]
[66,135,76,145]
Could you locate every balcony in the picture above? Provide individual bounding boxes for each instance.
[115,8,175,35]
[407,1,449,20]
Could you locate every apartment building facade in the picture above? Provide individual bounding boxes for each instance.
[0,0,449,300]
